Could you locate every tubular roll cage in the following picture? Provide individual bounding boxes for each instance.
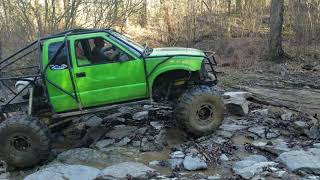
[0,28,218,114]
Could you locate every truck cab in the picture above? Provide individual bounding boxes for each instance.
[43,32,147,112]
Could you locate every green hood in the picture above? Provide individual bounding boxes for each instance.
[148,47,205,57]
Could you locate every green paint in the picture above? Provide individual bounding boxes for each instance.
[42,32,205,113]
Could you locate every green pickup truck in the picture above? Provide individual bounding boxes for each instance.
[0,29,224,168]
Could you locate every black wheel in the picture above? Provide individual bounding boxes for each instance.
[175,86,224,136]
[0,115,50,168]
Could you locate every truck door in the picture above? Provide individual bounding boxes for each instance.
[70,35,147,108]
[43,40,79,112]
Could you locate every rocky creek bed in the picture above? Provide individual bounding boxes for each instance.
[1,88,320,180]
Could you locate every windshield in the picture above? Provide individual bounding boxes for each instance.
[109,31,144,55]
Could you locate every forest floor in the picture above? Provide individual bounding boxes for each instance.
[1,37,320,180]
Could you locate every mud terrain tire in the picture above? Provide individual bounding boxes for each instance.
[0,115,50,168]
[175,86,224,136]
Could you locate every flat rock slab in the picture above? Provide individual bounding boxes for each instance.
[233,155,278,179]
[24,164,100,180]
[57,148,110,167]
[220,124,248,132]
[105,126,138,140]
[277,148,320,174]
[252,138,291,155]
[97,162,155,179]
[243,86,320,117]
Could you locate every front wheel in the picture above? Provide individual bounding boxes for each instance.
[0,115,50,168]
[175,86,224,137]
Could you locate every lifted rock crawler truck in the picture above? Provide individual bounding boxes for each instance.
[0,29,224,168]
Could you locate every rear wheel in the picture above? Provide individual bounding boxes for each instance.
[175,86,224,136]
[0,115,50,168]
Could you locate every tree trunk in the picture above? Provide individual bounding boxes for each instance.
[139,0,147,27]
[236,0,242,14]
[228,0,231,16]
[269,0,285,62]
[0,41,2,61]
[160,0,173,43]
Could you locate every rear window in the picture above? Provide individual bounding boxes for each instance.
[48,42,68,66]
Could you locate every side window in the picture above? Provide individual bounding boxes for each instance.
[75,37,132,67]
[48,42,68,70]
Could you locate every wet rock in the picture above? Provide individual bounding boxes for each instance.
[170,151,185,159]
[216,130,233,138]
[212,136,228,145]
[314,65,320,71]
[224,92,251,116]
[224,91,251,100]
[252,139,290,155]
[266,130,280,139]
[152,129,167,151]
[137,127,148,134]
[116,137,131,146]
[243,155,268,162]
[314,143,320,149]
[133,111,149,120]
[248,126,266,137]
[277,148,320,174]
[0,160,7,173]
[272,170,288,178]
[220,124,248,132]
[308,125,320,139]
[233,155,278,179]
[105,125,137,140]
[94,139,115,150]
[150,121,163,130]
[97,162,156,179]
[24,164,100,180]
[167,158,184,169]
[132,140,141,147]
[63,122,86,141]
[302,175,320,180]
[219,154,229,161]
[225,99,249,116]
[281,113,293,121]
[252,109,269,116]
[208,175,221,180]
[0,173,9,180]
[140,138,159,152]
[302,64,315,71]
[183,156,207,171]
[294,121,308,129]
[83,115,103,128]
[57,148,110,167]
[149,160,160,166]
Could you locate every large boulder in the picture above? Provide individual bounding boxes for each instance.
[96,162,156,179]
[24,164,100,180]
[233,155,278,179]
[57,148,110,167]
[224,92,251,116]
[277,148,320,174]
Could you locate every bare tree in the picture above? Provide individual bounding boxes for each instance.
[139,0,148,27]
[269,0,285,61]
